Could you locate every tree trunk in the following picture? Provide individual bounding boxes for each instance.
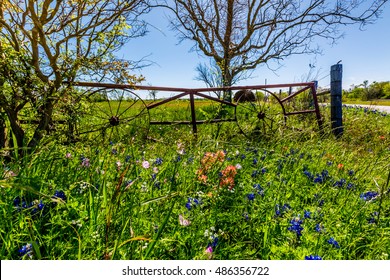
[27,99,54,150]
[0,114,6,149]
[6,110,25,149]
[222,0,234,102]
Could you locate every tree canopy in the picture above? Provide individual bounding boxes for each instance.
[0,0,150,153]
[163,0,388,99]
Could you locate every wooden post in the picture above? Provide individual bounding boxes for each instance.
[330,64,343,137]
[189,92,197,135]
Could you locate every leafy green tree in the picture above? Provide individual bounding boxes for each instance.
[0,0,149,155]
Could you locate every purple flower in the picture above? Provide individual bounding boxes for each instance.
[247,193,255,201]
[18,243,33,258]
[304,170,314,180]
[327,238,340,248]
[81,157,90,167]
[305,255,322,260]
[315,224,324,233]
[154,158,163,165]
[313,175,324,183]
[52,190,67,202]
[333,178,346,188]
[360,191,379,201]
[253,184,265,196]
[288,217,304,237]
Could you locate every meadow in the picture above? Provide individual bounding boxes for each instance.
[1,101,389,260]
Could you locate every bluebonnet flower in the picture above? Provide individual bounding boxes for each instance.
[151,173,157,181]
[13,196,27,209]
[282,204,291,211]
[367,212,379,224]
[38,201,44,210]
[304,170,314,180]
[346,182,354,190]
[210,236,218,248]
[253,158,258,165]
[18,243,33,258]
[154,181,161,189]
[52,190,67,202]
[305,255,322,260]
[154,158,163,165]
[109,141,114,146]
[327,238,340,248]
[315,224,324,233]
[288,217,304,237]
[247,193,255,201]
[125,155,131,162]
[275,203,291,217]
[275,205,282,217]
[111,148,118,155]
[251,170,259,178]
[304,210,311,219]
[321,170,329,178]
[187,157,194,164]
[242,212,249,221]
[185,197,201,210]
[253,184,265,196]
[327,161,333,166]
[348,170,355,176]
[261,167,267,174]
[241,154,246,160]
[175,155,181,162]
[333,178,346,188]
[313,174,324,184]
[360,191,379,201]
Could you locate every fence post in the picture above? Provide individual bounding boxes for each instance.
[330,64,343,137]
[189,92,198,135]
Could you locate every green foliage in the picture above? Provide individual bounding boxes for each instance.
[345,81,390,100]
[1,103,389,260]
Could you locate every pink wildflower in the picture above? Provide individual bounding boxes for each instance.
[142,160,150,169]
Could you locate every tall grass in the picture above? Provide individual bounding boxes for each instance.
[1,103,389,260]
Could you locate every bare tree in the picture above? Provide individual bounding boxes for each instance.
[161,0,388,101]
[0,0,150,154]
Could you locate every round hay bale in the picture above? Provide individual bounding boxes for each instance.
[233,89,256,102]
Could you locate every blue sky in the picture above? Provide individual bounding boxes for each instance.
[123,4,390,93]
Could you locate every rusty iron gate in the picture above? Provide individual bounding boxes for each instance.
[66,81,323,142]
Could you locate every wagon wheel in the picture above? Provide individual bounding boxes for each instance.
[235,90,286,138]
[74,88,149,144]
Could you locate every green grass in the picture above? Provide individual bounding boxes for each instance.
[1,102,389,260]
